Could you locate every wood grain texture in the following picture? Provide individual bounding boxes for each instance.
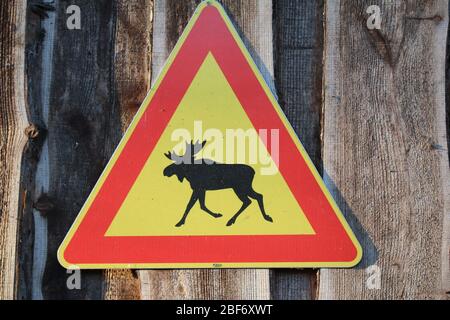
[138,0,272,300]
[445,3,450,296]
[17,0,124,299]
[270,0,324,300]
[17,0,52,299]
[104,269,141,300]
[447,3,450,165]
[0,0,28,300]
[114,0,153,133]
[103,0,153,300]
[320,0,450,299]
[43,0,120,299]
[27,0,57,300]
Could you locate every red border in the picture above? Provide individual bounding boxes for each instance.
[64,6,358,264]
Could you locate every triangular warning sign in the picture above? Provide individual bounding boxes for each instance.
[59,1,362,269]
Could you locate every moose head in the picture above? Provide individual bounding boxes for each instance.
[163,140,207,182]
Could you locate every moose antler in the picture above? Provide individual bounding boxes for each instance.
[186,140,207,157]
[165,140,207,164]
[164,150,185,164]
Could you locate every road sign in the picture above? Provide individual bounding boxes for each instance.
[58,0,362,269]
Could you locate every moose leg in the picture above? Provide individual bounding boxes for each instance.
[227,190,251,226]
[175,191,198,227]
[248,188,273,223]
[198,190,222,218]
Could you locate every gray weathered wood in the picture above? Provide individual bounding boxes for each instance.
[0,0,29,300]
[320,0,450,299]
[445,5,450,296]
[139,0,272,300]
[447,3,450,166]
[18,0,123,299]
[270,0,324,300]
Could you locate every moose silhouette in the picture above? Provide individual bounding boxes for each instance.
[163,140,273,227]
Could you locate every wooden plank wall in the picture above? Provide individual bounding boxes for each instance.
[0,0,448,300]
[270,0,324,300]
[447,2,450,165]
[19,0,119,299]
[0,0,28,300]
[320,0,450,299]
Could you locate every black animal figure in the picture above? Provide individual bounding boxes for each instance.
[163,140,273,227]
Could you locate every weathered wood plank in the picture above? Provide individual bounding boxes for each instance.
[320,0,450,299]
[447,6,450,164]
[0,0,29,300]
[103,0,153,300]
[445,3,450,294]
[24,0,60,300]
[104,269,141,300]
[43,0,120,300]
[270,0,324,300]
[114,0,154,133]
[18,0,124,299]
[138,0,272,300]
[448,2,450,167]
[273,0,323,168]
[17,0,52,299]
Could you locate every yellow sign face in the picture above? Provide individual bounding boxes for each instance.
[58,0,362,269]
[106,53,315,237]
